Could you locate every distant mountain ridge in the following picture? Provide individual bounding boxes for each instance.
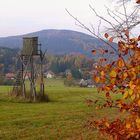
[0,29,113,57]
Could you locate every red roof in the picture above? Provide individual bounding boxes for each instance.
[5,73,15,79]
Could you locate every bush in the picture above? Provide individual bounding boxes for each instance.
[64,79,78,87]
[0,75,5,85]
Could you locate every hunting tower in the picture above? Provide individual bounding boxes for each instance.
[13,37,46,101]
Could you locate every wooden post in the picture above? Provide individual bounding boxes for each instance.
[30,56,36,101]
[40,61,44,96]
[21,55,26,98]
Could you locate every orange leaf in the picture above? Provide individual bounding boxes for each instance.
[138,100,140,106]
[101,71,105,76]
[126,123,131,129]
[117,59,125,68]
[105,122,110,127]
[95,76,100,83]
[104,33,109,38]
[129,81,136,90]
[105,86,111,91]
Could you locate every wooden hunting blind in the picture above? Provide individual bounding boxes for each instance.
[22,37,38,55]
[13,37,46,101]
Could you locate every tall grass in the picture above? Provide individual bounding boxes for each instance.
[0,78,122,140]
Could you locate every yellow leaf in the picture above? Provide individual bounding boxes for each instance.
[136,118,140,129]
[123,72,128,80]
[123,91,129,99]
[137,93,140,99]
[110,78,115,84]
[128,89,133,96]
[131,94,135,100]
[136,118,140,124]
[110,70,117,78]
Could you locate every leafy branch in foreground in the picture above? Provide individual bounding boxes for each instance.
[67,0,140,139]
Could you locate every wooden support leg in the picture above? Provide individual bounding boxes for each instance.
[22,83,26,98]
[33,84,36,102]
[30,82,36,102]
[40,82,44,96]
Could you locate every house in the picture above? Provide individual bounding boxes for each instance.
[5,73,15,80]
[79,79,88,87]
[79,79,95,88]
[44,71,55,79]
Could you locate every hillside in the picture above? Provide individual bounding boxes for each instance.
[0,29,112,57]
[0,48,18,72]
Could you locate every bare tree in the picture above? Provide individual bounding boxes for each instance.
[66,0,140,42]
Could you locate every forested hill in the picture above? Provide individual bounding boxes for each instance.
[0,48,18,72]
[0,29,114,57]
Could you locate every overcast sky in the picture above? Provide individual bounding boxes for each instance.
[0,0,138,37]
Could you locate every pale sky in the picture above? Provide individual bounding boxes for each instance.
[0,0,138,37]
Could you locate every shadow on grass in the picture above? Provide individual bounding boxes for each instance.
[0,91,50,104]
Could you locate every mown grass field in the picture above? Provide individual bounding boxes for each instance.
[0,78,122,140]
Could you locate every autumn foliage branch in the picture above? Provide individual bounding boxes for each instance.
[90,1,140,139]
[67,0,140,139]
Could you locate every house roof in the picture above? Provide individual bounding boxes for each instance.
[5,73,15,78]
[45,71,55,75]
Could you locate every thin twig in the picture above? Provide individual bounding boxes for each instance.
[65,9,118,53]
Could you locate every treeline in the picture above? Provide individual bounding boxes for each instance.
[44,53,95,79]
[0,48,95,79]
[0,47,18,73]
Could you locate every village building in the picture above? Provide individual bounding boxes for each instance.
[44,71,55,79]
[5,73,15,80]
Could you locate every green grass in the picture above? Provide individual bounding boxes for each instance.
[0,78,122,140]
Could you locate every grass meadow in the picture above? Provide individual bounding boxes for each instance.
[0,78,122,140]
